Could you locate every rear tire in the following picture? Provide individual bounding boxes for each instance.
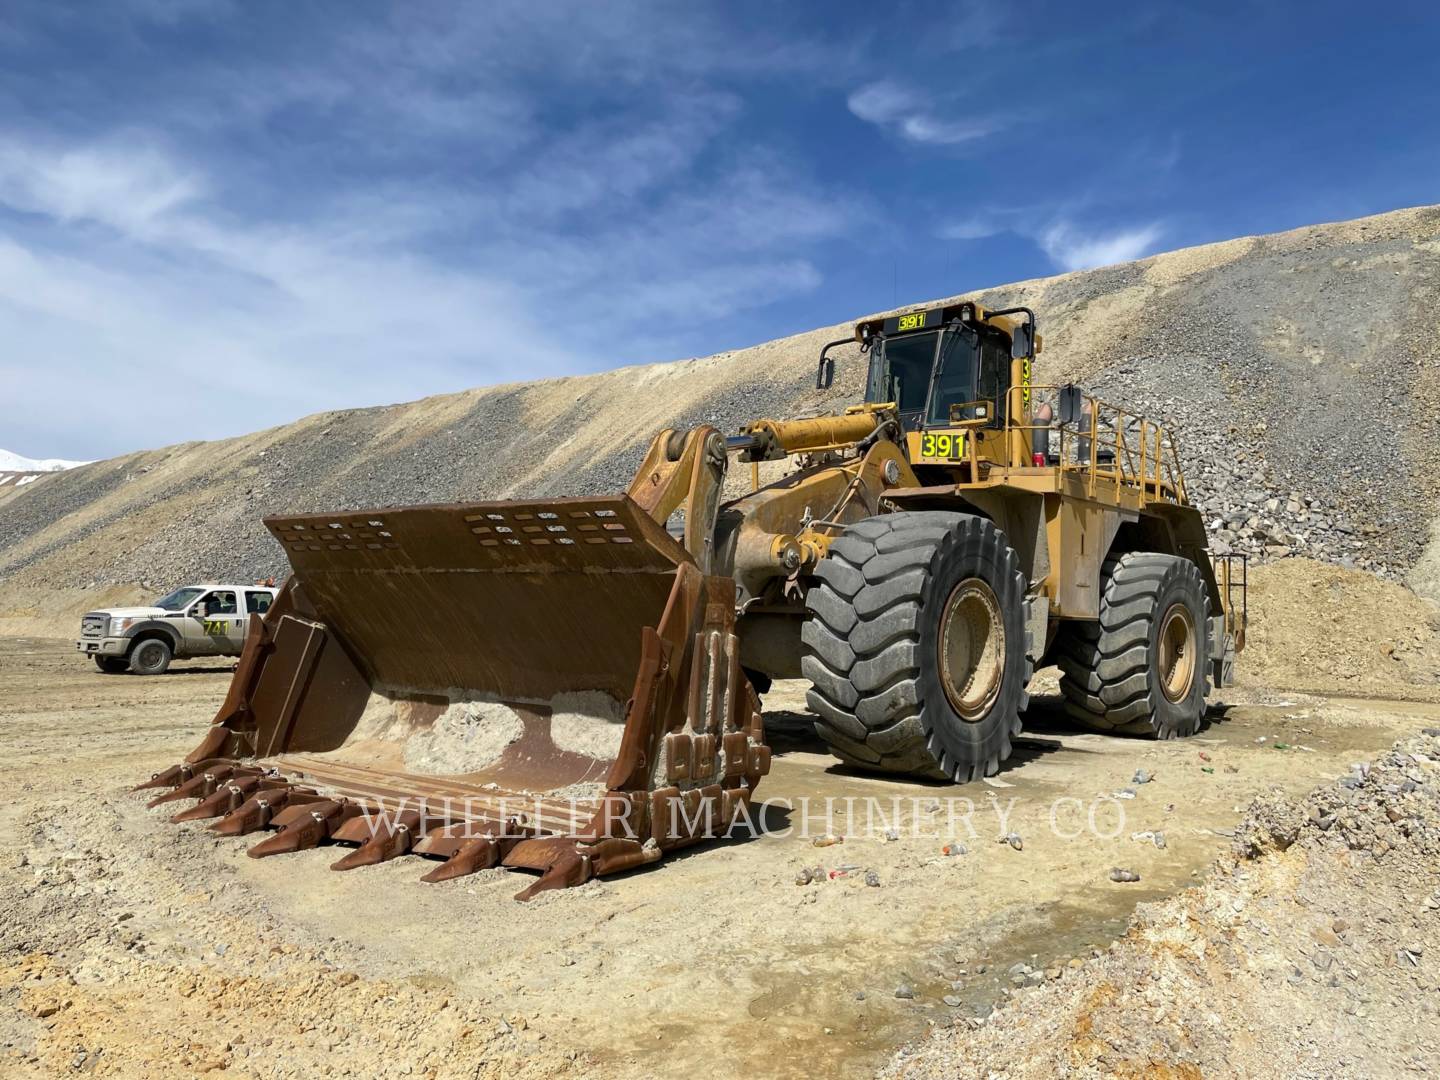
[1056,552,1209,738]
[128,637,173,676]
[801,512,1030,782]
[94,655,129,674]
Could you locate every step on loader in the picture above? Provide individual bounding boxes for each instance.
[139,301,1245,898]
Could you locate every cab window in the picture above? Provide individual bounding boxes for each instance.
[924,328,979,426]
[196,590,238,616]
[154,586,204,611]
[246,591,272,615]
[869,329,938,414]
[975,335,1013,427]
[867,331,938,424]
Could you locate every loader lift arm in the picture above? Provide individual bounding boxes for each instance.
[626,426,728,573]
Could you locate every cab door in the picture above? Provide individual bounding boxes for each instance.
[188,590,244,654]
[240,589,275,641]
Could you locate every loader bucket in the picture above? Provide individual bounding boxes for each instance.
[138,494,769,899]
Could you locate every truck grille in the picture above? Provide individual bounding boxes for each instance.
[81,613,108,638]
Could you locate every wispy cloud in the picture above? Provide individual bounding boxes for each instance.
[939,216,1005,241]
[0,5,861,459]
[847,80,999,146]
[1038,221,1165,271]
[847,81,918,125]
[941,205,1167,275]
[0,123,852,457]
[0,136,205,231]
[898,115,997,146]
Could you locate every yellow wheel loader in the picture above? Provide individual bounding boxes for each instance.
[138,301,1245,897]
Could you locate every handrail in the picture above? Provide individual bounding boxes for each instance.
[1001,384,1189,507]
[1213,552,1248,646]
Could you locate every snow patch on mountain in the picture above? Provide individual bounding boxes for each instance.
[0,449,90,472]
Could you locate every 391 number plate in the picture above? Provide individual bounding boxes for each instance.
[920,432,966,460]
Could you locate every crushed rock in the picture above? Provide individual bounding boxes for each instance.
[402,698,524,775]
[547,691,626,761]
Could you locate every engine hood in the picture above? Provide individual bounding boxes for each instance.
[87,606,171,620]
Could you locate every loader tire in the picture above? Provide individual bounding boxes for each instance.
[129,637,173,676]
[800,512,1030,782]
[1056,552,1209,738]
[94,655,129,674]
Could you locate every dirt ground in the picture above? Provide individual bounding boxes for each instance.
[887,729,1440,1078]
[3,637,1440,1078]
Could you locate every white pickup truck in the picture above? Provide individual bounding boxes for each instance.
[76,584,277,675]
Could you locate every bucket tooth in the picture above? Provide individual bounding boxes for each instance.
[420,835,503,883]
[145,764,241,808]
[211,784,299,836]
[512,845,592,901]
[170,775,263,823]
[412,823,472,859]
[133,758,225,793]
[330,809,422,871]
[247,799,360,859]
[151,762,261,807]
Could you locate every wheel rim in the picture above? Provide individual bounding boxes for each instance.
[137,643,162,669]
[1158,603,1196,703]
[937,578,1005,721]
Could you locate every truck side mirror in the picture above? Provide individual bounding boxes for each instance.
[1058,384,1082,425]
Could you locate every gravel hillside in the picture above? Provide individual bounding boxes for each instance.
[3,204,1439,627]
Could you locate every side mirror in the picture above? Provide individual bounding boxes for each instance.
[816,355,835,390]
[816,336,852,391]
[1010,323,1034,360]
[1058,384,1082,425]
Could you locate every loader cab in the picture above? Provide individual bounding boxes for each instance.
[861,305,1026,433]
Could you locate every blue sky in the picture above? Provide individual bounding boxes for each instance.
[3,1,1439,460]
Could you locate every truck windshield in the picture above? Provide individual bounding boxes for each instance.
[153,586,204,611]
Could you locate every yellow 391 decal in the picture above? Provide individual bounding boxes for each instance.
[920,432,966,460]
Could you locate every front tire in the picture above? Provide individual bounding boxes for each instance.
[1056,553,1209,737]
[128,637,173,676]
[801,512,1030,782]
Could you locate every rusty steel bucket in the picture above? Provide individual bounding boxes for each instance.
[136,494,769,899]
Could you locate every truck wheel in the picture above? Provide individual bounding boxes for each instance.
[1056,552,1209,738]
[801,512,1030,782]
[129,637,173,676]
[94,655,130,674]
